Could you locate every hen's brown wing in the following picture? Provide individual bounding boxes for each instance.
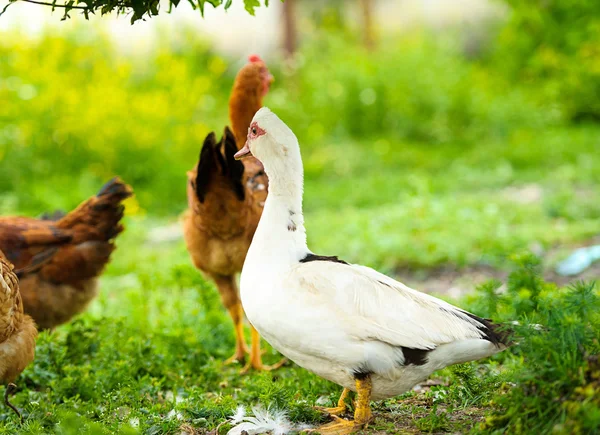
[0,217,72,275]
[0,253,37,382]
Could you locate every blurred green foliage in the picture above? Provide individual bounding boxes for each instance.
[0,30,232,214]
[493,0,600,121]
[0,25,578,216]
[1,22,598,270]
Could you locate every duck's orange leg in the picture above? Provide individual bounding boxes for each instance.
[315,388,351,416]
[311,377,373,435]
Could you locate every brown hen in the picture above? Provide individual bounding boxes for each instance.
[184,55,282,372]
[0,252,37,420]
[0,177,133,329]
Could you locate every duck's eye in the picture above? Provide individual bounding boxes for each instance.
[251,126,257,135]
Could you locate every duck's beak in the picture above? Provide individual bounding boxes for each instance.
[234,142,252,160]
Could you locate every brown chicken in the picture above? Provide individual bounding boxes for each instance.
[184,55,281,372]
[0,251,37,420]
[0,177,133,330]
[229,54,271,207]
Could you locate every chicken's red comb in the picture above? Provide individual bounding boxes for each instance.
[248,54,265,64]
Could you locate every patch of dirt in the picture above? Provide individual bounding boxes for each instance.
[393,236,600,298]
[544,235,600,286]
[547,260,600,287]
[501,183,543,204]
[394,264,507,298]
[362,389,486,435]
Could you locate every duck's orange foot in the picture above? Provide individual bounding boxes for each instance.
[240,357,288,374]
[314,405,347,417]
[315,388,350,416]
[307,416,360,435]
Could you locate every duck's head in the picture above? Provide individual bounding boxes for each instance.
[234,107,303,182]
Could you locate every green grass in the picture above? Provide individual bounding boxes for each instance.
[0,214,596,434]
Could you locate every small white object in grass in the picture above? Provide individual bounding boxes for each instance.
[315,395,329,406]
[167,409,184,420]
[227,404,310,435]
[129,418,140,428]
[556,245,600,276]
[510,320,544,331]
[164,390,186,404]
[431,390,447,401]
[230,405,246,424]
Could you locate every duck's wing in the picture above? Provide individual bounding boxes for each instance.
[286,261,508,351]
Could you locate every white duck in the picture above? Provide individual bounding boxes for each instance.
[234,108,511,434]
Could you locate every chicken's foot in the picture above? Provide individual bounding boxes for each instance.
[240,327,287,373]
[4,383,22,422]
[224,303,250,364]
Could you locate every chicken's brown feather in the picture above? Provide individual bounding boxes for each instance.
[0,178,133,329]
[0,254,37,384]
[0,218,72,271]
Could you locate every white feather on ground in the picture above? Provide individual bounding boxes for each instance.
[226,405,312,435]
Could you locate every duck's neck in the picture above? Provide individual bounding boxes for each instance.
[248,158,309,268]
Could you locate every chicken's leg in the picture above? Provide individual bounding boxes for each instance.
[241,326,287,373]
[224,302,249,364]
[213,275,249,364]
[4,383,22,421]
[315,388,350,416]
[311,376,373,435]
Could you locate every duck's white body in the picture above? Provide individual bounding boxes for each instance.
[239,108,508,401]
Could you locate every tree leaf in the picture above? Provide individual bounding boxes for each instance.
[149,0,159,15]
[8,0,269,22]
[244,0,260,15]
